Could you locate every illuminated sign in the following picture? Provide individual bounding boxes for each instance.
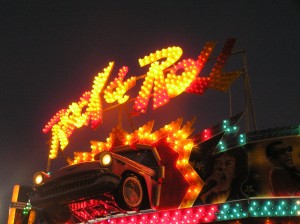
[43,39,241,159]
[93,198,300,224]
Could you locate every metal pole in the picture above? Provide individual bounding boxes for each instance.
[243,71,250,132]
[118,106,123,128]
[243,52,258,131]
[228,87,232,117]
[46,141,51,172]
[46,156,51,173]
[124,104,136,132]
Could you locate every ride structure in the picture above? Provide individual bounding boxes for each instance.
[8,39,300,224]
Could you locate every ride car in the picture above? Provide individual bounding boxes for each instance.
[30,144,165,223]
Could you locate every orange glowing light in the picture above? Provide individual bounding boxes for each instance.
[165,59,199,98]
[134,47,183,113]
[166,41,216,97]
[186,39,242,95]
[209,39,236,86]
[87,62,114,129]
[104,66,136,104]
[185,41,216,95]
[43,109,67,134]
[47,91,91,159]
[170,119,203,208]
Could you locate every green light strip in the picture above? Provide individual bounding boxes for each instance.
[217,201,248,220]
[217,198,300,221]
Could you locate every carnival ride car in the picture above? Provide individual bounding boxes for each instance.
[30,144,164,223]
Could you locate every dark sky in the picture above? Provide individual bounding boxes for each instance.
[1,0,299,221]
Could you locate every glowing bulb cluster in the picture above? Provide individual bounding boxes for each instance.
[104,66,136,104]
[193,128,213,144]
[134,47,182,113]
[87,62,114,129]
[217,198,300,221]
[138,47,183,68]
[209,71,241,92]
[43,109,66,134]
[249,199,300,217]
[222,120,239,133]
[90,141,110,155]
[22,202,32,215]
[239,134,246,145]
[48,91,91,159]
[207,39,238,91]
[211,117,248,153]
[165,119,203,208]
[73,152,95,164]
[217,202,248,221]
[186,41,216,95]
[166,59,200,98]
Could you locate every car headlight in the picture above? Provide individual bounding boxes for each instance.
[99,152,112,167]
[33,171,49,186]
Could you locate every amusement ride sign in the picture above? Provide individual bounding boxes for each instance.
[43,39,240,160]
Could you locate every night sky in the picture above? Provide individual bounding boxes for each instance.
[1,1,299,222]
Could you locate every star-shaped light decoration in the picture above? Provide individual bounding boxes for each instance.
[72,118,204,209]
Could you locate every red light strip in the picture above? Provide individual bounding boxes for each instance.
[97,205,218,224]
